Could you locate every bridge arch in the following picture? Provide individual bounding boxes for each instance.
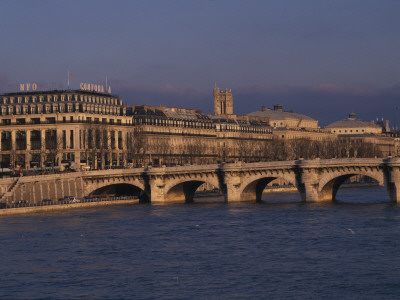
[318,170,384,202]
[163,176,220,203]
[85,179,149,202]
[238,173,297,202]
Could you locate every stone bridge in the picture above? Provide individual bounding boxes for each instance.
[2,157,400,204]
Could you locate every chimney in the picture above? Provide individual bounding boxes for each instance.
[273,104,282,111]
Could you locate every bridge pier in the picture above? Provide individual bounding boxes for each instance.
[225,188,240,202]
[149,178,168,204]
[301,183,321,202]
[297,169,324,202]
[224,177,241,202]
[384,168,400,203]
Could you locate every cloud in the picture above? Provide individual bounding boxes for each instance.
[309,84,379,96]
[236,83,380,97]
[114,82,212,113]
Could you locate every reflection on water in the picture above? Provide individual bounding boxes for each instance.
[261,186,391,204]
[262,191,302,203]
[1,187,400,299]
[335,186,391,204]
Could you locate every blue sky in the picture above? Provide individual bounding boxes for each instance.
[1,0,400,126]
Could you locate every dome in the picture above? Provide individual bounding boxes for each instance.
[247,105,315,121]
[326,113,377,129]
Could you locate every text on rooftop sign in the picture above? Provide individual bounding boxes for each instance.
[19,83,37,92]
[80,83,111,94]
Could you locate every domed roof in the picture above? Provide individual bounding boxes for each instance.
[326,113,378,128]
[247,105,315,121]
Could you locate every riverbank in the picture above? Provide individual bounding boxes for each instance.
[0,199,139,216]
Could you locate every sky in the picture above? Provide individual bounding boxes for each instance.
[1,0,400,127]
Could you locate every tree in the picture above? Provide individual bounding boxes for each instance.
[83,121,113,169]
[44,129,63,170]
[126,127,148,167]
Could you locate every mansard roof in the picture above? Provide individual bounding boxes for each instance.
[163,109,200,120]
[132,105,211,121]
[0,89,123,107]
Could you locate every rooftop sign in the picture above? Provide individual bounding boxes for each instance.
[80,83,111,94]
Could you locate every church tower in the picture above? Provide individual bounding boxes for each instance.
[213,82,233,116]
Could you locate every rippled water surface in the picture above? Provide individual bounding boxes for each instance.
[2,186,400,299]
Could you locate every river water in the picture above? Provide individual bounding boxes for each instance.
[1,186,400,299]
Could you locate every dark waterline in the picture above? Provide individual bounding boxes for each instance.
[1,186,400,299]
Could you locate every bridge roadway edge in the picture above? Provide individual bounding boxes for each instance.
[1,158,400,204]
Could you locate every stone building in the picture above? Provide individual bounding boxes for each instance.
[129,104,274,166]
[1,85,394,172]
[0,90,131,170]
[326,113,383,135]
[248,104,318,130]
[0,87,278,170]
[325,113,399,156]
[246,104,329,140]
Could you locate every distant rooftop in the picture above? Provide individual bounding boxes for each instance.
[247,104,315,121]
[326,113,378,128]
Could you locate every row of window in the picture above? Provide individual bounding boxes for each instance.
[0,94,122,105]
[217,124,272,134]
[332,129,366,133]
[0,103,125,116]
[134,117,215,129]
[134,117,272,134]
[1,116,128,125]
